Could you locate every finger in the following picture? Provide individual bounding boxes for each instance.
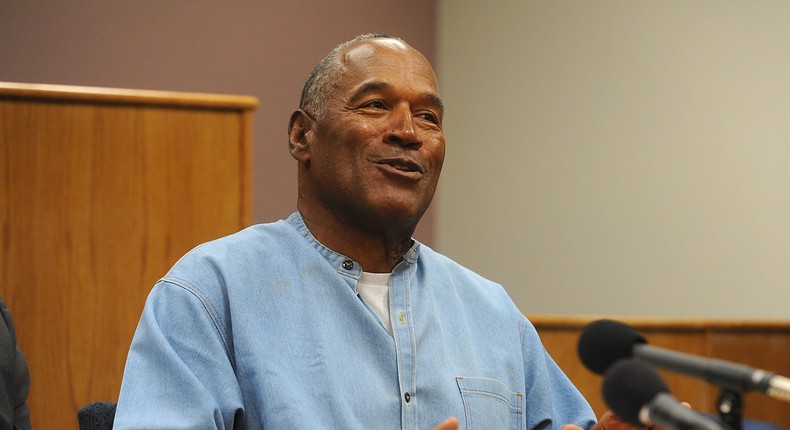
[432,417,459,430]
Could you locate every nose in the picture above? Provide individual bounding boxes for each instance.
[384,105,421,148]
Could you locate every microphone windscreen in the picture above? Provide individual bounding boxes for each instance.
[602,359,668,425]
[578,319,646,374]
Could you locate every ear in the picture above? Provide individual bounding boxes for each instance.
[288,109,313,163]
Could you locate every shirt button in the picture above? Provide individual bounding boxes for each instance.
[404,392,411,403]
[342,260,354,270]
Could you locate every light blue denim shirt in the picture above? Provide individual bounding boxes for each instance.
[114,213,596,429]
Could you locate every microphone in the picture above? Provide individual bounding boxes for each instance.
[578,319,790,403]
[603,358,725,430]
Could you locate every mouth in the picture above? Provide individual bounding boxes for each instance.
[375,157,425,178]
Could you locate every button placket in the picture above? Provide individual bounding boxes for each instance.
[389,266,417,428]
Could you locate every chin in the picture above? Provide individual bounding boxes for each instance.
[376,200,430,224]
[361,188,435,224]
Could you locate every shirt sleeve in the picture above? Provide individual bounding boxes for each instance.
[114,280,244,429]
[521,317,597,430]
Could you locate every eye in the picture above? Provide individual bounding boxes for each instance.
[415,111,440,126]
[361,100,388,110]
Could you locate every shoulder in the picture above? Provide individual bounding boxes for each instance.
[145,218,306,311]
[186,218,296,257]
[417,244,502,288]
[416,244,519,312]
[166,218,299,278]
[0,299,19,347]
[0,299,12,333]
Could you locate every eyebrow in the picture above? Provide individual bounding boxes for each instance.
[350,81,445,117]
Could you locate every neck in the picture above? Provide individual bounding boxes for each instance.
[298,203,417,273]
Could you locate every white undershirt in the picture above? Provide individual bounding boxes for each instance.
[356,271,392,335]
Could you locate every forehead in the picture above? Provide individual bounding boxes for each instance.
[335,39,440,97]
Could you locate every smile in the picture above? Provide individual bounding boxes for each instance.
[375,158,425,178]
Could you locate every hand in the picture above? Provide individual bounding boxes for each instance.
[432,416,459,430]
[590,410,641,430]
[562,410,647,430]
[581,403,692,430]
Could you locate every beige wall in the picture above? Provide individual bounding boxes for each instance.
[5,1,789,319]
[0,0,438,244]
[437,1,790,318]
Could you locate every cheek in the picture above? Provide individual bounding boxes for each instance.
[428,139,446,169]
[356,122,377,134]
[313,137,367,176]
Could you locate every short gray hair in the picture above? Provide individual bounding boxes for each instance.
[299,33,404,121]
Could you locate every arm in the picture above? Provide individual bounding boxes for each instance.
[114,280,244,429]
[521,318,598,429]
[430,318,600,430]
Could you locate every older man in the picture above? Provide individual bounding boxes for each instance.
[115,33,621,430]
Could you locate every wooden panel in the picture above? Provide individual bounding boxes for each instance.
[0,82,257,429]
[535,323,711,416]
[712,330,790,425]
[532,315,790,427]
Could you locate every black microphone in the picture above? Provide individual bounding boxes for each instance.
[603,358,725,430]
[578,319,790,403]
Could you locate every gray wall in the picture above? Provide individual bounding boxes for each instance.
[437,1,790,318]
[0,0,438,243]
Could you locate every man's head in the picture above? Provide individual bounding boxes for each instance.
[288,34,445,239]
[298,33,401,122]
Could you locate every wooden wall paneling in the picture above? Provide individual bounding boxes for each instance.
[711,327,790,425]
[535,319,713,417]
[0,82,257,430]
[531,316,790,427]
[635,326,712,415]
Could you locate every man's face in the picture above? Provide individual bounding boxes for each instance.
[303,39,446,228]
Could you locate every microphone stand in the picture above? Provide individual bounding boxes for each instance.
[717,389,743,430]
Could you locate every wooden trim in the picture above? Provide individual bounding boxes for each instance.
[529,314,790,332]
[239,109,254,228]
[0,81,259,110]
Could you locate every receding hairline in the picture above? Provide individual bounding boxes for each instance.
[299,33,438,119]
[328,37,441,110]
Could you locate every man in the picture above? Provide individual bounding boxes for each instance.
[114,33,622,429]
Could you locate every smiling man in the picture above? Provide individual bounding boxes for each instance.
[288,36,446,274]
[114,34,609,430]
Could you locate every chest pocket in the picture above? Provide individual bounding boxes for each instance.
[456,376,524,430]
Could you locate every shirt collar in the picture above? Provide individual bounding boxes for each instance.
[286,212,421,275]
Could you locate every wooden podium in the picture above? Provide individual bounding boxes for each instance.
[0,82,257,429]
